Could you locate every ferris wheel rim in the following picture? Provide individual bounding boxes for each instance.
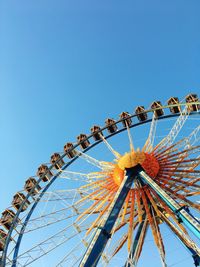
[1,101,200,266]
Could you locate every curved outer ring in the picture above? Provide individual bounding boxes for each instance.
[1,102,200,266]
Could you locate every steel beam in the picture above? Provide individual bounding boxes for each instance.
[136,165,200,240]
[125,216,148,267]
[79,167,138,267]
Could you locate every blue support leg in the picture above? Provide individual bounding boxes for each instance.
[125,215,148,267]
[135,165,200,240]
[79,167,138,267]
[133,164,200,266]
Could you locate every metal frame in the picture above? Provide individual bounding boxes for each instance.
[1,102,200,267]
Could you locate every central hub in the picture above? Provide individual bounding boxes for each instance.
[112,150,160,186]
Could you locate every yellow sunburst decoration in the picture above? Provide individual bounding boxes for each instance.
[118,150,146,170]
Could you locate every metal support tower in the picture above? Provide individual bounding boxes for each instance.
[79,167,138,267]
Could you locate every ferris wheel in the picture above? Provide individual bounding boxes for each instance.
[0,93,200,267]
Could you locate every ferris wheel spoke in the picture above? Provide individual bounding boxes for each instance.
[111,233,128,258]
[184,125,200,149]
[83,193,117,236]
[75,185,111,207]
[158,146,200,165]
[21,209,78,234]
[127,190,135,251]
[125,217,148,267]
[174,188,199,196]
[158,171,200,185]
[159,162,200,194]
[160,211,200,258]
[99,133,121,159]
[150,189,189,235]
[96,209,131,266]
[108,220,139,266]
[33,189,79,203]
[78,150,113,170]
[159,153,200,165]
[154,138,187,158]
[160,185,200,212]
[18,190,99,234]
[155,105,190,150]
[158,174,200,188]
[157,155,200,188]
[154,124,200,160]
[177,189,200,197]
[37,180,109,204]
[14,224,88,266]
[143,113,157,153]
[159,124,200,155]
[120,191,131,224]
[140,189,166,266]
[102,231,123,264]
[58,169,109,183]
[124,120,135,153]
[39,189,97,213]
[76,195,111,229]
[101,201,128,261]
[151,208,167,267]
[55,234,93,267]
[158,178,200,195]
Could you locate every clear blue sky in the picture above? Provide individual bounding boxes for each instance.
[0,1,200,266]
